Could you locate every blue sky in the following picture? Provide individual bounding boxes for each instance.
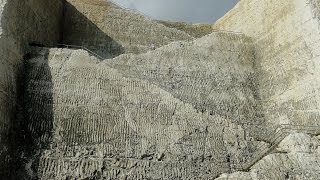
[111,0,238,23]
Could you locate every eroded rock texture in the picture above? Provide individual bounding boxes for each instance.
[62,0,193,58]
[157,21,213,38]
[25,46,263,179]
[213,0,320,127]
[0,0,63,177]
[217,133,320,180]
[1,0,320,179]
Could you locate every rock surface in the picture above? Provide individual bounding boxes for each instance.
[62,0,193,58]
[216,133,320,180]
[213,0,320,127]
[0,0,63,177]
[157,20,213,38]
[0,0,320,179]
[25,47,262,179]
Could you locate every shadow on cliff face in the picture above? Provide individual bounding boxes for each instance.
[62,2,125,59]
[0,39,20,178]
[0,0,124,178]
[10,48,54,180]
[0,0,57,178]
[0,0,24,178]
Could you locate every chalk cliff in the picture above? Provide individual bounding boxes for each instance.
[62,0,193,58]
[0,0,63,177]
[213,0,320,128]
[0,0,320,179]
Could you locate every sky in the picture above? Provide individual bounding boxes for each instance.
[111,0,238,23]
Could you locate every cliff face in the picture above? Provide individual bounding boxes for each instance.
[105,33,268,139]
[213,0,320,127]
[0,0,63,177]
[212,0,320,178]
[157,20,213,38]
[62,0,193,58]
[24,33,264,179]
[1,0,320,179]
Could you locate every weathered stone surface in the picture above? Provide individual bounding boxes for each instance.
[216,133,320,180]
[157,20,213,38]
[213,0,320,128]
[24,47,263,179]
[1,0,320,179]
[62,0,193,58]
[0,0,63,177]
[104,32,270,140]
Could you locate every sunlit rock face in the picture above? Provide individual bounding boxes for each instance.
[213,0,320,128]
[1,0,320,179]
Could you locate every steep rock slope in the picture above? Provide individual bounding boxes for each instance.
[62,0,193,58]
[213,0,320,127]
[104,32,268,139]
[23,47,264,179]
